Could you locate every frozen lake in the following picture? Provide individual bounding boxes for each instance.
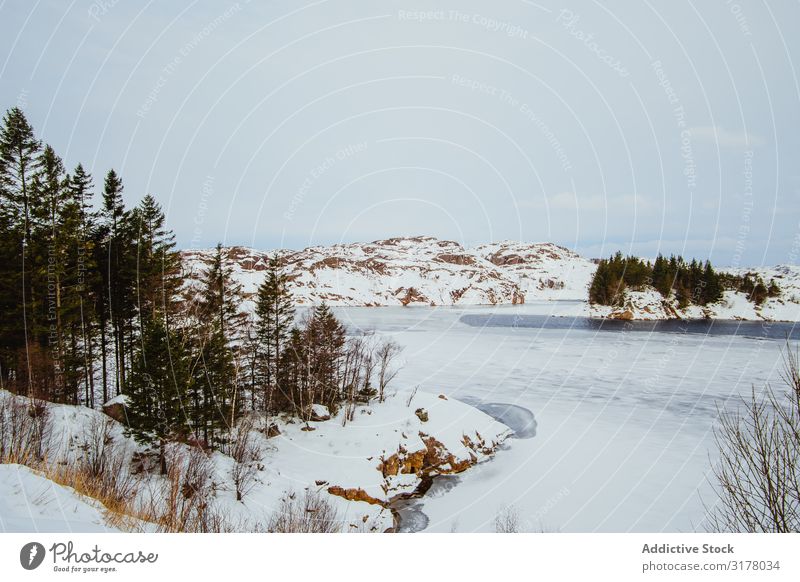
[331,302,795,533]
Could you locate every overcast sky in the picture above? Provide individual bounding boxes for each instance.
[1,0,799,265]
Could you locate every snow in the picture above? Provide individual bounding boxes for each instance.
[331,303,795,532]
[182,237,800,321]
[103,393,129,407]
[3,300,795,533]
[264,391,510,507]
[591,288,800,322]
[0,464,122,533]
[310,403,331,420]
[1,386,509,533]
[182,237,596,308]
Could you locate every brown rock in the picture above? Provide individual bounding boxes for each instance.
[102,402,128,424]
[436,253,476,266]
[327,486,386,507]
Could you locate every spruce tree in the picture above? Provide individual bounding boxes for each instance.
[702,261,722,305]
[0,107,41,394]
[0,107,40,247]
[30,145,68,400]
[131,194,181,325]
[63,165,99,406]
[100,169,133,395]
[254,253,295,414]
[306,303,346,413]
[188,244,242,445]
[125,316,189,473]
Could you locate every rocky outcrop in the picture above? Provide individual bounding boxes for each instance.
[378,430,503,481]
[327,486,386,507]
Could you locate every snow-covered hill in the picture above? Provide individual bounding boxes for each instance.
[182,237,595,307]
[181,236,800,320]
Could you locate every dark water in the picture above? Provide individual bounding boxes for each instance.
[460,313,800,341]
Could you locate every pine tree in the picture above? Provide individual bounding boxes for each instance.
[131,194,181,325]
[187,244,243,445]
[30,144,69,400]
[125,316,189,473]
[306,303,346,414]
[0,107,41,394]
[63,165,99,406]
[254,253,295,414]
[99,169,133,395]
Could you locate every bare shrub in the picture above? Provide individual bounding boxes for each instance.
[0,392,52,464]
[405,385,419,408]
[79,415,115,478]
[376,340,402,403]
[494,505,522,533]
[78,431,137,511]
[267,490,341,533]
[707,345,800,532]
[227,415,262,501]
[144,445,216,532]
[47,443,139,530]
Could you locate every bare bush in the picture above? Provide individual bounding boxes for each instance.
[227,415,262,501]
[494,505,522,533]
[405,385,419,408]
[376,339,402,403]
[0,392,52,464]
[79,415,115,478]
[79,426,137,511]
[267,490,341,533]
[707,345,800,532]
[144,445,216,532]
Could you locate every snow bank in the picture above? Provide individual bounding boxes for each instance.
[591,287,800,322]
[1,388,511,533]
[268,391,511,508]
[0,464,122,533]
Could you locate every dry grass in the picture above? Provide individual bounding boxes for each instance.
[267,490,341,533]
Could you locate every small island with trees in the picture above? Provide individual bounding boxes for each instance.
[589,252,781,317]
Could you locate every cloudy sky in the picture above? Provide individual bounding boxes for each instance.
[1,0,799,265]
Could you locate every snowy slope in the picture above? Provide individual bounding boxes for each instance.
[0,388,510,533]
[590,288,800,322]
[0,464,123,533]
[181,237,800,320]
[182,237,593,307]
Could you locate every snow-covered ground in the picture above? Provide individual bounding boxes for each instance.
[332,302,796,532]
[0,464,123,533]
[0,388,509,533]
[590,288,800,322]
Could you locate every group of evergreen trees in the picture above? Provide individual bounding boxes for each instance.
[0,107,400,469]
[589,251,779,307]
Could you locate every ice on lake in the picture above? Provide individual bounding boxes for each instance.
[331,302,794,532]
